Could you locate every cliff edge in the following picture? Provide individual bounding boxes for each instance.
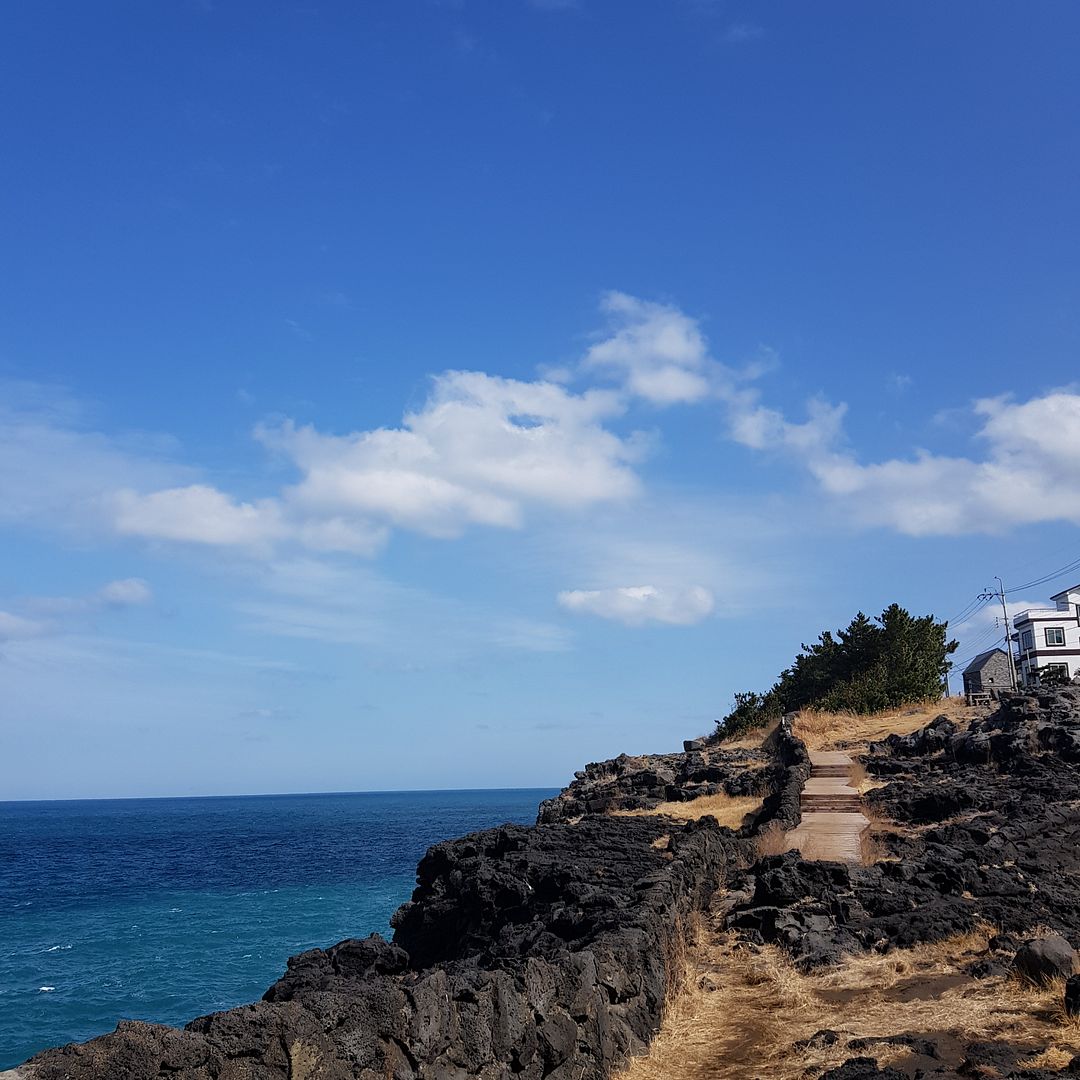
[4,724,808,1080]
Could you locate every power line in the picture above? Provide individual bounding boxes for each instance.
[945,596,983,625]
[953,619,1002,658]
[1001,536,1080,580]
[947,595,994,629]
[977,577,1019,688]
[946,552,1080,690]
[1005,555,1080,596]
[952,622,1004,669]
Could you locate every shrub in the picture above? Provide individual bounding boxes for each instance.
[716,605,957,738]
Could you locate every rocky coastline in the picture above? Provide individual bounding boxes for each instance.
[9,688,1080,1079]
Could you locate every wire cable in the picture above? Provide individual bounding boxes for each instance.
[952,622,1008,670]
[1006,555,1080,596]
[947,595,995,629]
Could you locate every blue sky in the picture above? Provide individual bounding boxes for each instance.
[2,1,1079,799]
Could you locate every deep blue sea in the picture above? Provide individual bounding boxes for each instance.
[0,788,555,1070]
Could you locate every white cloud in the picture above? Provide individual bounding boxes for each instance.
[15,302,1079,561]
[293,517,389,557]
[580,300,1080,539]
[97,578,153,607]
[802,392,1080,536]
[557,584,715,626]
[259,369,641,540]
[977,391,1080,470]
[728,396,847,456]
[111,485,287,547]
[584,292,716,405]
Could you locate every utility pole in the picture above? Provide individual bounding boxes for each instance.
[981,577,1018,689]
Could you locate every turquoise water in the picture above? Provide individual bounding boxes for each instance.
[0,788,554,1069]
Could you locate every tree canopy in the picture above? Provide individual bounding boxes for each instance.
[717,604,958,738]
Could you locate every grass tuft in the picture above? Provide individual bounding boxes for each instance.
[610,793,764,829]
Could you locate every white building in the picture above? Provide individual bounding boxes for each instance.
[1012,584,1080,685]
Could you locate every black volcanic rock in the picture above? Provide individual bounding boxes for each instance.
[719,691,1080,975]
[19,691,1080,1079]
[1013,934,1080,986]
[16,814,747,1080]
[817,1057,906,1080]
[536,745,776,824]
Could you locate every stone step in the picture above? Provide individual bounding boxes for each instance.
[803,794,859,812]
[805,783,856,793]
[789,750,868,861]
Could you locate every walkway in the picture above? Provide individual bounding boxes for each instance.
[784,750,869,863]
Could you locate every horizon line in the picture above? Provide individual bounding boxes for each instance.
[0,784,562,806]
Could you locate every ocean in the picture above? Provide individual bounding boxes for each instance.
[0,788,555,1070]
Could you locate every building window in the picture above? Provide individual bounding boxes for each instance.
[1021,629,1034,651]
[1046,627,1066,646]
[1044,664,1069,681]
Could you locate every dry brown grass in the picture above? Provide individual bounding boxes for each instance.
[847,758,886,795]
[858,803,905,864]
[752,824,790,859]
[716,697,983,755]
[610,793,764,829]
[618,923,1080,1080]
[793,696,975,752]
[717,716,780,751]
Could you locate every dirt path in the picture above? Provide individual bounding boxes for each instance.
[784,749,869,862]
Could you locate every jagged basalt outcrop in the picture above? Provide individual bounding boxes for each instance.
[724,689,1080,982]
[28,689,1080,1079]
[536,746,771,824]
[13,812,752,1080]
[537,716,810,837]
[10,720,813,1079]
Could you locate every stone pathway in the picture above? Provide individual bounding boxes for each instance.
[784,750,869,863]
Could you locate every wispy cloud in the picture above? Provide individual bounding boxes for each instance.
[0,579,153,648]
[0,610,50,643]
[558,584,715,626]
[579,300,1080,537]
[284,317,314,342]
[10,295,1080,575]
[804,392,1080,535]
[237,557,570,661]
[111,485,287,550]
[0,381,190,536]
[583,291,717,404]
[28,578,153,616]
